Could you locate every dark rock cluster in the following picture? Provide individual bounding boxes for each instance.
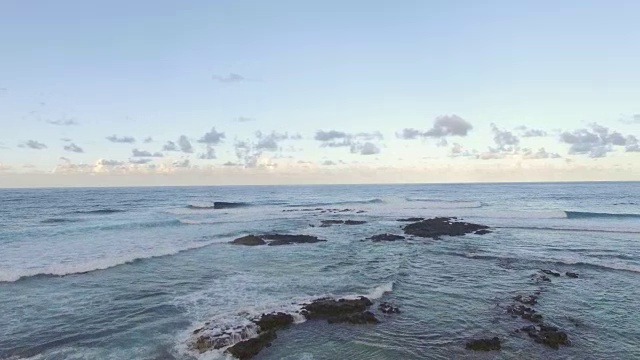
[367,234,406,242]
[402,217,491,239]
[466,337,501,351]
[230,234,326,246]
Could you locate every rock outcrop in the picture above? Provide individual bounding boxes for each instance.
[402,217,490,239]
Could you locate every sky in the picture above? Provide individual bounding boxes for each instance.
[1,0,639,187]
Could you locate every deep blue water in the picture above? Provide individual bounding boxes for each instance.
[1,182,639,359]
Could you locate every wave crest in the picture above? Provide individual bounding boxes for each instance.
[565,211,640,219]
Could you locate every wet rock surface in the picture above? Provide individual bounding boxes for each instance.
[254,312,294,332]
[226,331,277,360]
[230,234,326,246]
[518,324,569,349]
[397,217,424,222]
[541,269,561,277]
[378,302,400,314]
[327,310,379,324]
[466,337,501,351]
[402,217,490,239]
[474,229,492,235]
[319,219,367,227]
[230,235,266,246]
[367,234,406,242]
[566,272,579,278]
[301,296,374,321]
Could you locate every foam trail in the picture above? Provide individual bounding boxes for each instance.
[286,198,383,208]
[0,240,222,283]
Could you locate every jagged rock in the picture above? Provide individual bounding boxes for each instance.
[397,217,424,222]
[378,302,400,314]
[226,331,277,360]
[344,220,367,225]
[514,294,538,305]
[263,234,325,246]
[466,337,501,351]
[302,296,374,321]
[566,272,579,278]
[532,273,551,283]
[367,234,406,242]
[254,312,294,332]
[506,304,542,322]
[518,324,569,349]
[541,269,561,277]
[231,235,266,246]
[321,220,344,225]
[474,229,492,235]
[403,217,490,239]
[327,310,379,324]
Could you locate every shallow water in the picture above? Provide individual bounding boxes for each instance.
[1,182,639,359]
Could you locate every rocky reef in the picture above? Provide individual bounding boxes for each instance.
[230,234,326,246]
[402,217,491,239]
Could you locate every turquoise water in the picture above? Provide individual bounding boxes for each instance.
[1,182,639,359]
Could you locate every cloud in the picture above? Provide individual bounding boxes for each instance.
[559,123,638,157]
[315,130,349,142]
[130,158,152,164]
[356,142,381,155]
[290,133,303,140]
[223,161,241,166]
[322,160,337,166]
[175,135,193,153]
[212,73,247,83]
[491,123,520,151]
[198,146,217,160]
[173,158,191,168]
[106,135,136,144]
[255,131,289,151]
[626,144,640,152]
[315,130,383,153]
[97,159,124,166]
[235,116,255,122]
[47,118,78,126]
[517,126,548,137]
[436,138,448,147]
[60,138,72,142]
[198,127,225,145]
[64,143,84,153]
[143,137,153,143]
[424,115,473,137]
[19,140,47,150]
[522,148,561,159]
[60,157,71,163]
[132,149,163,157]
[162,141,178,151]
[397,128,421,140]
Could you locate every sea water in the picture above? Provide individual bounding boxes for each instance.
[1,182,639,359]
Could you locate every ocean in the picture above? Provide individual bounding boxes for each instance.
[0,182,639,359]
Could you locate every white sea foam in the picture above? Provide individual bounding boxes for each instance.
[0,240,222,283]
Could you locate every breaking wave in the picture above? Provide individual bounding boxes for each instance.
[405,198,483,209]
[70,209,125,215]
[286,198,383,208]
[565,211,640,219]
[0,240,221,283]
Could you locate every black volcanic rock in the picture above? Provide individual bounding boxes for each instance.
[302,296,373,320]
[466,337,501,351]
[230,234,325,246]
[344,220,367,225]
[566,272,579,278]
[367,234,406,242]
[262,234,325,246]
[327,310,379,324]
[231,235,266,246]
[541,269,561,277]
[402,217,490,239]
[378,302,400,314]
[474,229,492,235]
[519,324,569,349]
[514,294,538,306]
[397,217,424,222]
[321,220,344,225]
[254,312,294,332]
[226,331,277,360]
